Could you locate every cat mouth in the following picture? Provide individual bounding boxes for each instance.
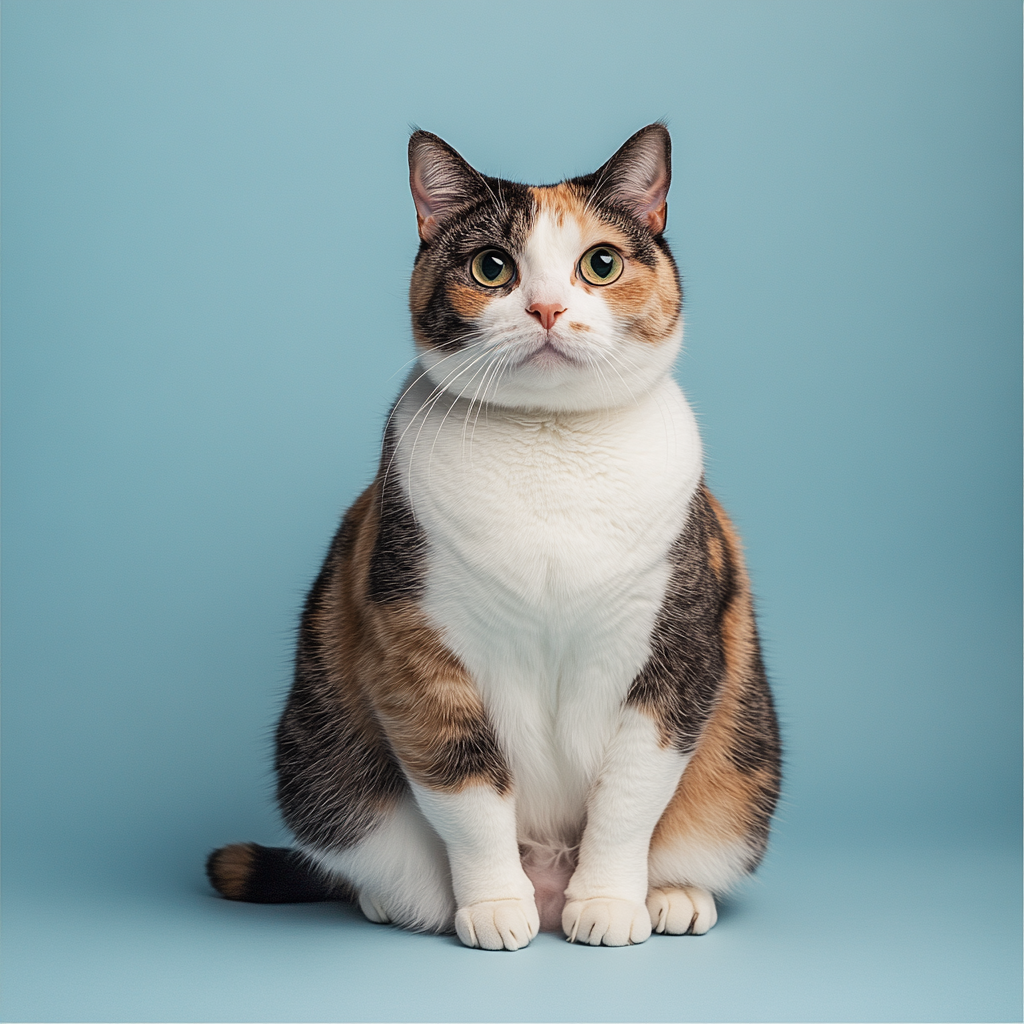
[521,339,582,368]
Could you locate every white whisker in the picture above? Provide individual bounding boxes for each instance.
[405,347,498,506]
[380,341,491,507]
[427,349,498,479]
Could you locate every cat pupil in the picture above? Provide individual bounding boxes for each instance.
[592,251,613,277]
[483,254,504,279]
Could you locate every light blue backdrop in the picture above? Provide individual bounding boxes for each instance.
[3,2,1020,1021]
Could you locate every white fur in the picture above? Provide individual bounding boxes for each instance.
[563,896,653,946]
[409,783,534,906]
[648,832,755,894]
[301,797,455,933]
[566,707,690,903]
[391,374,701,848]
[378,361,709,947]
[647,885,718,935]
[410,783,539,949]
[561,708,690,945]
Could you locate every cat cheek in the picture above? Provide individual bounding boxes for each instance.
[446,281,495,322]
[603,269,680,344]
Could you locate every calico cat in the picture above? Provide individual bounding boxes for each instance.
[207,124,781,949]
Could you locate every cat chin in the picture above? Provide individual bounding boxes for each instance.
[493,340,683,414]
[418,331,683,415]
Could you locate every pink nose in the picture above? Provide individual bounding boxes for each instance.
[527,302,567,331]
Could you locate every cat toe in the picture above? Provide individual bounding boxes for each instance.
[562,897,652,946]
[455,898,539,951]
[357,891,391,924]
[646,885,717,935]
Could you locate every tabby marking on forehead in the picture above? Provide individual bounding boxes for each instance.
[530,183,625,250]
[530,182,586,226]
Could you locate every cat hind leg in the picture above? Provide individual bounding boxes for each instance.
[301,796,456,933]
[646,884,718,935]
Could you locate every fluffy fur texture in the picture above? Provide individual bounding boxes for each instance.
[207,125,781,949]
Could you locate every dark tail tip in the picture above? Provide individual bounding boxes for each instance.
[206,842,349,904]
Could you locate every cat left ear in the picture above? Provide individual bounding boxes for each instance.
[409,131,486,243]
[594,124,671,235]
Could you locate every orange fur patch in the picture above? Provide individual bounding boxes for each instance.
[446,280,491,321]
[706,530,725,578]
[531,183,620,245]
[602,265,680,344]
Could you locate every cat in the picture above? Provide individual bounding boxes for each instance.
[206,124,781,949]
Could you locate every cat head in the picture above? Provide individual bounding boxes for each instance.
[407,124,682,414]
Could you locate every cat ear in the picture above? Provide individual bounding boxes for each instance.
[408,131,486,243]
[593,124,671,235]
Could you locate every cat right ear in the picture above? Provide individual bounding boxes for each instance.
[408,131,484,243]
[593,123,672,235]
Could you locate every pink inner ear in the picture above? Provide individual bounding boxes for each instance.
[410,169,437,220]
[604,126,671,234]
[410,172,440,241]
[639,169,669,234]
[647,202,667,234]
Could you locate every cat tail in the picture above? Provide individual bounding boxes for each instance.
[206,843,353,904]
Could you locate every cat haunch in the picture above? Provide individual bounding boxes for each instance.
[208,124,781,949]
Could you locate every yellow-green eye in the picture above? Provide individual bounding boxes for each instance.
[578,246,624,286]
[470,249,516,288]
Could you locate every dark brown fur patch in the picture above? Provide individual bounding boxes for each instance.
[368,424,425,604]
[409,261,439,321]
[629,484,781,866]
[276,481,409,854]
[626,484,731,751]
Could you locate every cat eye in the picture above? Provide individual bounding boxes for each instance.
[578,246,624,286]
[470,249,516,288]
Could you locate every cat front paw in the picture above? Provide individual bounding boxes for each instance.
[646,885,717,935]
[562,897,652,946]
[454,898,540,951]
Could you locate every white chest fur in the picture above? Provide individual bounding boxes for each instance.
[390,374,703,843]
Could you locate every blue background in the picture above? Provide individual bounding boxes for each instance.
[3,2,1020,1021]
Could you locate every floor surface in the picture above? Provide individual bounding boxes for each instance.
[2,838,1020,1022]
